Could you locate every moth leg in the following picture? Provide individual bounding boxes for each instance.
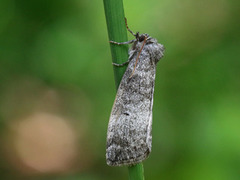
[112,52,136,67]
[109,39,135,45]
[112,61,129,67]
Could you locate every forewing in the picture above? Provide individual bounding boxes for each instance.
[106,54,156,166]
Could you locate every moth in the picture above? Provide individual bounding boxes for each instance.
[106,18,165,166]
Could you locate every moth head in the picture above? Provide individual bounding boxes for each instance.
[137,33,149,42]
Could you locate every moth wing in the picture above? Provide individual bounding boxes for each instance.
[106,58,155,166]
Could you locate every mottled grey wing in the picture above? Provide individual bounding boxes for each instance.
[106,53,156,166]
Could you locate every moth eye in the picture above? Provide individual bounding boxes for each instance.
[123,112,130,116]
[139,36,145,42]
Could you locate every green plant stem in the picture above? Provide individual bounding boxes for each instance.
[103,0,128,88]
[128,163,145,180]
[103,0,145,180]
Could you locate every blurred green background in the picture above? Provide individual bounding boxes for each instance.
[0,0,239,180]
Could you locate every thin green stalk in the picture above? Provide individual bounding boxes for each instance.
[103,0,128,88]
[103,0,145,180]
[128,163,145,180]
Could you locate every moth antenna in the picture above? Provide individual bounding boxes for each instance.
[125,18,136,37]
[129,36,147,78]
